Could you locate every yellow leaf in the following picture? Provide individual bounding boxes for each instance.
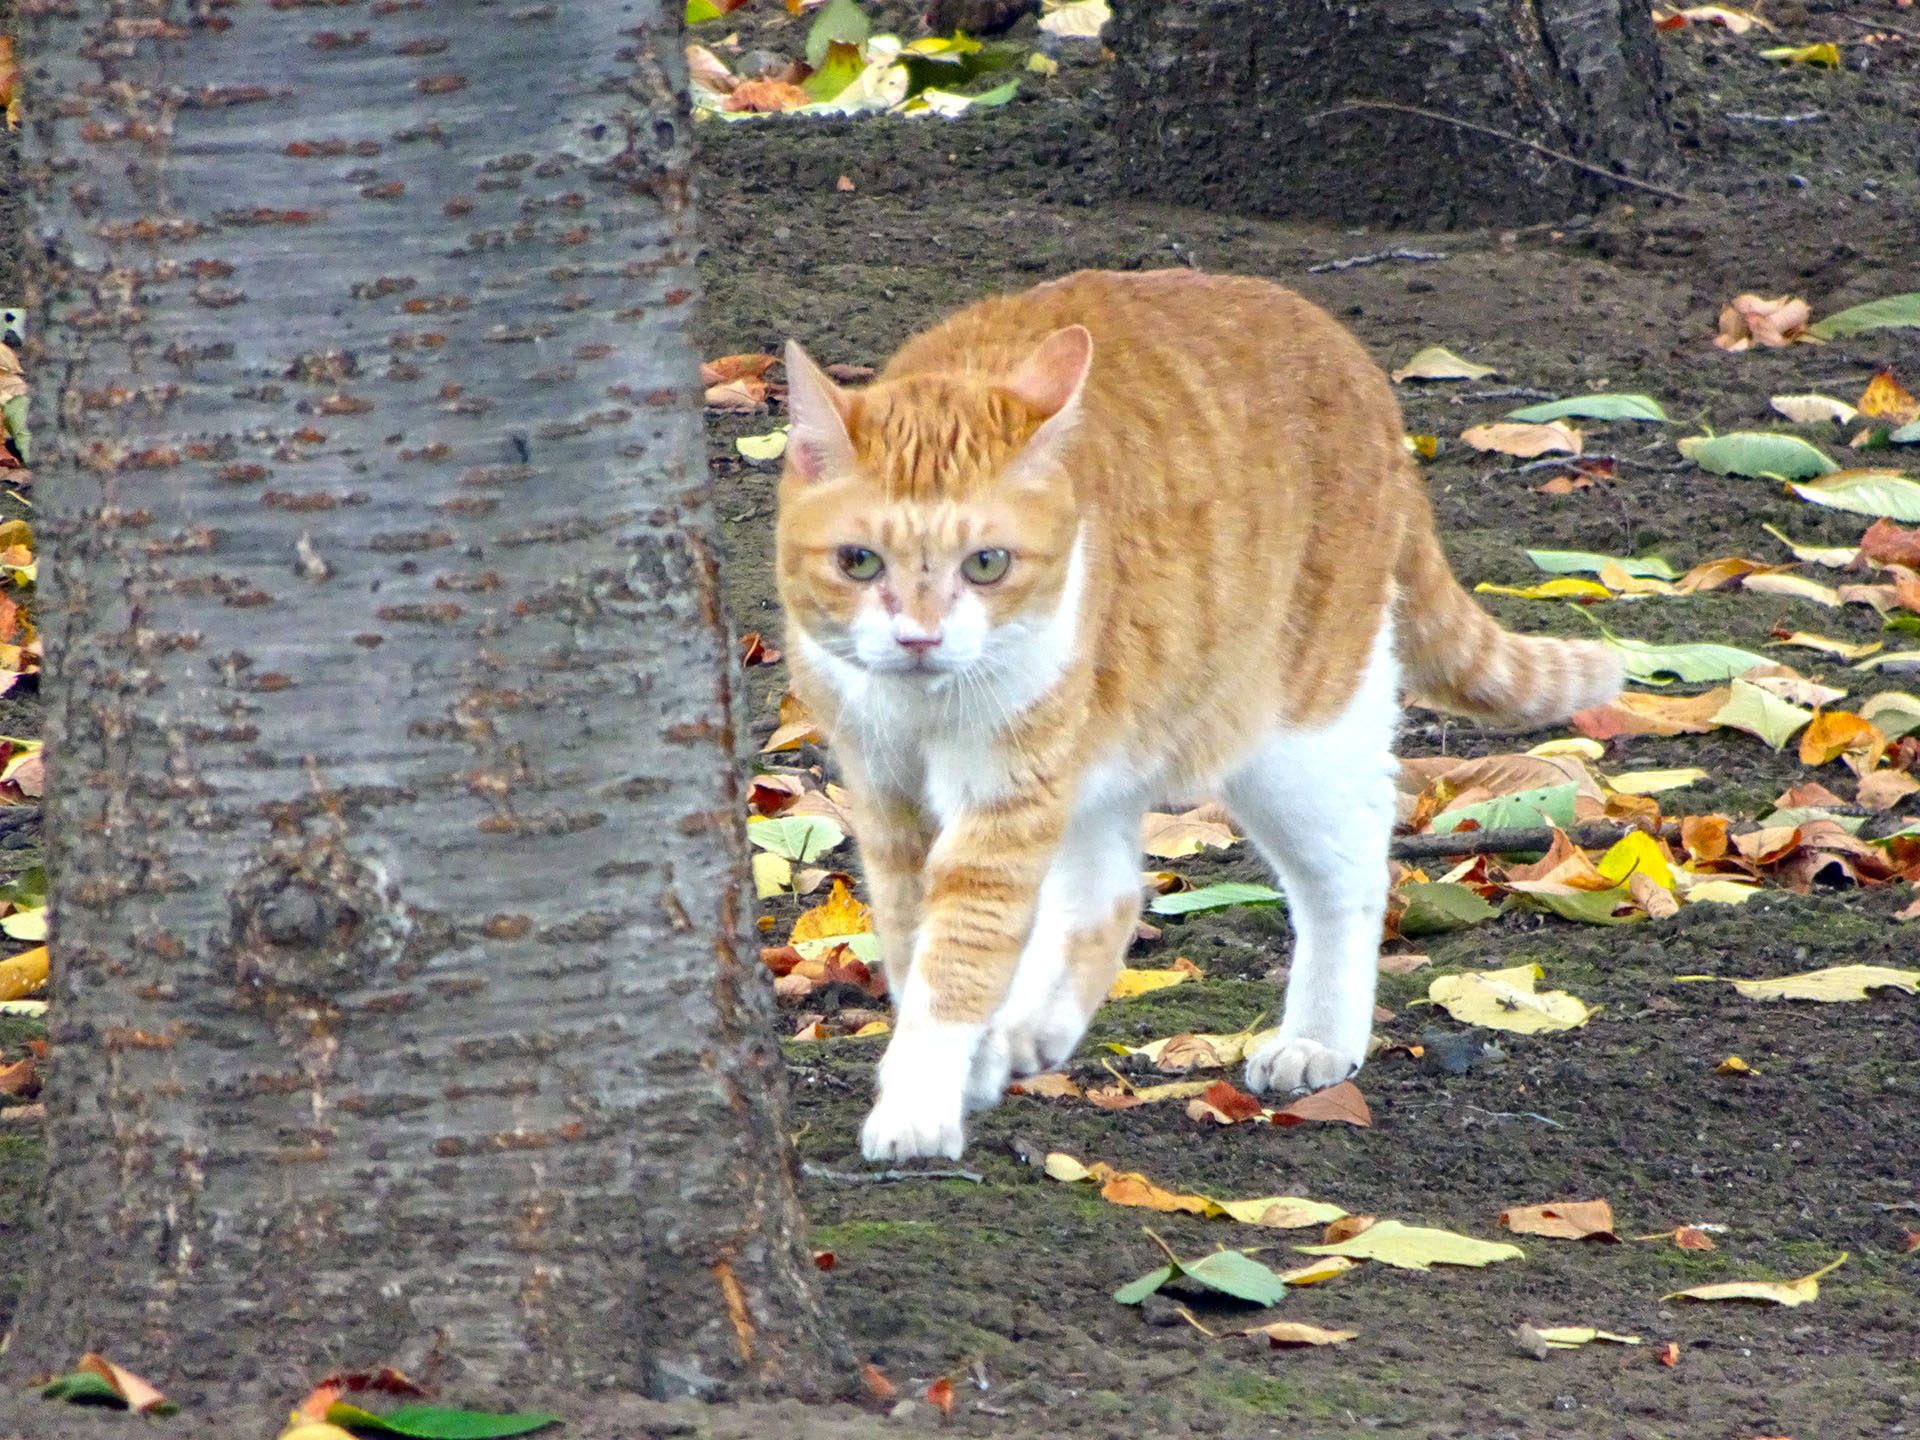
[1595,562,1679,597]
[849,1019,890,1038]
[1238,1320,1358,1347]
[1390,345,1498,383]
[1770,393,1857,426]
[1679,879,1760,907]
[1759,41,1840,66]
[1139,808,1238,859]
[0,944,46,1002]
[1044,1152,1095,1183]
[1663,1253,1847,1306]
[1108,957,1201,1000]
[752,851,792,899]
[1474,576,1611,601]
[1797,710,1885,772]
[790,879,870,946]
[1208,1196,1349,1229]
[1297,1219,1525,1272]
[1771,631,1881,661]
[1527,737,1606,761]
[1534,1326,1642,1348]
[1715,1055,1755,1075]
[735,427,789,461]
[1272,1255,1359,1286]
[1427,963,1591,1034]
[1404,433,1439,459]
[0,907,45,941]
[1606,767,1707,796]
[1724,964,1920,1002]
[1596,832,1674,890]
[1460,421,1582,458]
[1109,1023,1273,1070]
[1025,51,1059,76]
[1857,369,1920,425]
[1742,572,1843,608]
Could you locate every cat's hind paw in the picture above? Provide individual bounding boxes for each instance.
[1244,1034,1362,1096]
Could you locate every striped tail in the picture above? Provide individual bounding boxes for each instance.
[1394,523,1624,730]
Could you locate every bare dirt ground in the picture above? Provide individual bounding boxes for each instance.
[4,4,1919,1438]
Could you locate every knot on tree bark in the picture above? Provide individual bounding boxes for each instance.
[223,846,408,1002]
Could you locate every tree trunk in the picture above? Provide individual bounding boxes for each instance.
[4,0,837,1412]
[1111,0,1677,229]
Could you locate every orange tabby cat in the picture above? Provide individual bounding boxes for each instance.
[775,270,1621,1161]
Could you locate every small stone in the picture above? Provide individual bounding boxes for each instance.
[888,1400,920,1422]
[1513,1323,1550,1361]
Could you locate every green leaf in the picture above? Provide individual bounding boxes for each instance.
[0,866,46,909]
[806,0,870,68]
[1,907,45,941]
[329,1403,561,1439]
[1806,292,1920,341]
[1513,885,1641,925]
[1891,419,1920,445]
[898,39,1015,99]
[1113,1263,1178,1305]
[1677,432,1838,480]
[2,394,27,466]
[1396,882,1499,936]
[1526,549,1677,580]
[1431,782,1578,835]
[1148,881,1284,916]
[1604,634,1773,684]
[1712,678,1813,751]
[1179,1249,1292,1305]
[1508,394,1668,424]
[1766,806,1866,833]
[1788,470,1920,522]
[42,1372,127,1406]
[745,815,846,863]
[684,0,723,21]
[801,39,866,101]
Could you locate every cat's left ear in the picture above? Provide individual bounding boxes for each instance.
[783,339,856,482]
[1005,325,1093,465]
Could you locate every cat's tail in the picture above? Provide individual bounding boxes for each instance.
[1394,522,1624,730]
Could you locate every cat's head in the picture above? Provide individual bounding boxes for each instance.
[775,326,1092,681]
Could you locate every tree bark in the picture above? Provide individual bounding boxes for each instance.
[1111,0,1677,229]
[5,0,837,1412]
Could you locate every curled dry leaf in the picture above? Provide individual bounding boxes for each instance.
[925,1376,955,1419]
[77,1353,170,1415]
[762,691,824,753]
[1461,421,1582,458]
[1500,1199,1617,1242]
[1240,1321,1358,1348]
[1798,710,1886,772]
[1140,807,1238,858]
[1273,1080,1372,1128]
[1008,1071,1081,1099]
[1858,370,1920,427]
[1390,345,1498,383]
[1663,1253,1847,1306]
[1715,293,1811,351]
[1859,518,1920,570]
[724,78,815,112]
[861,1364,897,1404]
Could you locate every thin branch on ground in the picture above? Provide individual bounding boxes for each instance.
[1464,1105,1565,1129]
[1725,111,1827,125]
[1390,812,1887,863]
[1307,99,1700,205]
[802,1162,985,1185]
[1307,248,1447,274]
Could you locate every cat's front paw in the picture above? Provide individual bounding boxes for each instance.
[860,1093,966,1161]
[1244,1034,1362,1096]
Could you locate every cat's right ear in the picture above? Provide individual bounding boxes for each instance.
[783,340,856,482]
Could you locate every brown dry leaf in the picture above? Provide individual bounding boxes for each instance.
[1675,1225,1719,1251]
[1677,556,1792,593]
[1858,519,1920,570]
[1534,472,1594,495]
[1775,779,1848,810]
[1798,710,1886,773]
[686,43,739,94]
[925,1376,955,1419]
[1140,807,1237,858]
[1629,870,1681,919]
[1240,1321,1358,1348]
[1858,369,1920,427]
[762,691,824,753]
[1715,293,1811,351]
[1501,1199,1618,1242]
[1379,951,1432,974]
[1186,1079,1268,1125]
[724,78,814,113]
[790,879,871,946]
[0,1054,34,1097]
[739,631,782,667]
[704,377,769,412]
[1681,815,1731,864]
[77,1354,169,1416]
[1461,421,1582,458]
[0,36,16,129]
[1009,1071,1081,1099]
[1272,1080,1372,1128]
[861,1363,898,1403]
[1321,1214,1378,1244]
[701,353,778,387]
[1571,688,1730,740]
[1858,768,1920,811]
[1099,1168,1213,1215]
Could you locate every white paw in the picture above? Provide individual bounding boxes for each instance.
[964,1028,1013,1113]
[1245,1034,1362,1096]
[967,991,1088,1110]
[860,1094,966,1161]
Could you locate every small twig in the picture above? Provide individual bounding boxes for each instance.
[1846,13,1920,43]
[1307,247,1446,274]
[1450,387,1555,403]
[1142,1226,1183,1268]
[1467,1107,1563,1133]
[801,1161,984,1185]
[1725,110,1827,125]
[1171,1304,1221,1338]
[1307,99,1700,205]
[0,1104,46,1128]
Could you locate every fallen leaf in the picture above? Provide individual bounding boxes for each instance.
[1427,963,1591,1034]
[1239,1321,1358,1348]
[1759,41,1841,66]
[790,878,871,947]
[1461,421,1582,458]
[1771,629,1882,660]
[735,427,789,462]
[1715,294,1811,350]
[76,1354,170,1415]
[1532,1326,1643,1349]
[1790,470,1920,522]
[1111,1023,1273,1071]
[1140,807,1237,858]
[1474,576,1612,602]
[1659,1341,1680,1366]
[1771,393,1858,426]
[1572,688,1731,739]
[1211,1199,1351,1230]
[1508,394,1669,424]
[1656,5,1775,33]
[1808,292,1920,342]
[1115,1237,1292,1306]
[1272,1255,1360,1285]
[1008,1071,1081,1099]
[1501,1199,1618,1242]
[1798,710,1886,771]
[1036,0,1110,38]
[1663,1253,1847,1306]
[1716,964,1920,1002]
[1296,1219,1525,1272]
[1675,1225,1719,1251]
[0,944,46,1002]
[1271,1080,1372,1128]
[1679,431,1835,478]
[1187,1080,1268,1125]
[724,77,814,112]
[762,691,824,753]
[1320,1215,1378,1244]
[1859,370,1920,427]
[1108,957,1202,999]
[1391,345,1497,383]
[1712,678,1813,750]
[1607,767,1708,796]
[861,1364,897,1403]
[1743,572,1844,607]
[1857,769,1920,811]
[1714,1056,1755,1076]
[925,1377,954,1419]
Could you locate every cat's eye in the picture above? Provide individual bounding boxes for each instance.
[837,546,884,581]
[961,548,1011,585]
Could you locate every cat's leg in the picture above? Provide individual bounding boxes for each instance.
[850,784,936,999]
[1222,629,1400,1095]
[860,782,1069,1162]
[966,802,1144,1110]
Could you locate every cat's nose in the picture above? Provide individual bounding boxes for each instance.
[893,620,944,653]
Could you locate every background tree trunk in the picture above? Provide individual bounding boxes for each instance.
[4,0,837,1411]
[1111,0,1677,229]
